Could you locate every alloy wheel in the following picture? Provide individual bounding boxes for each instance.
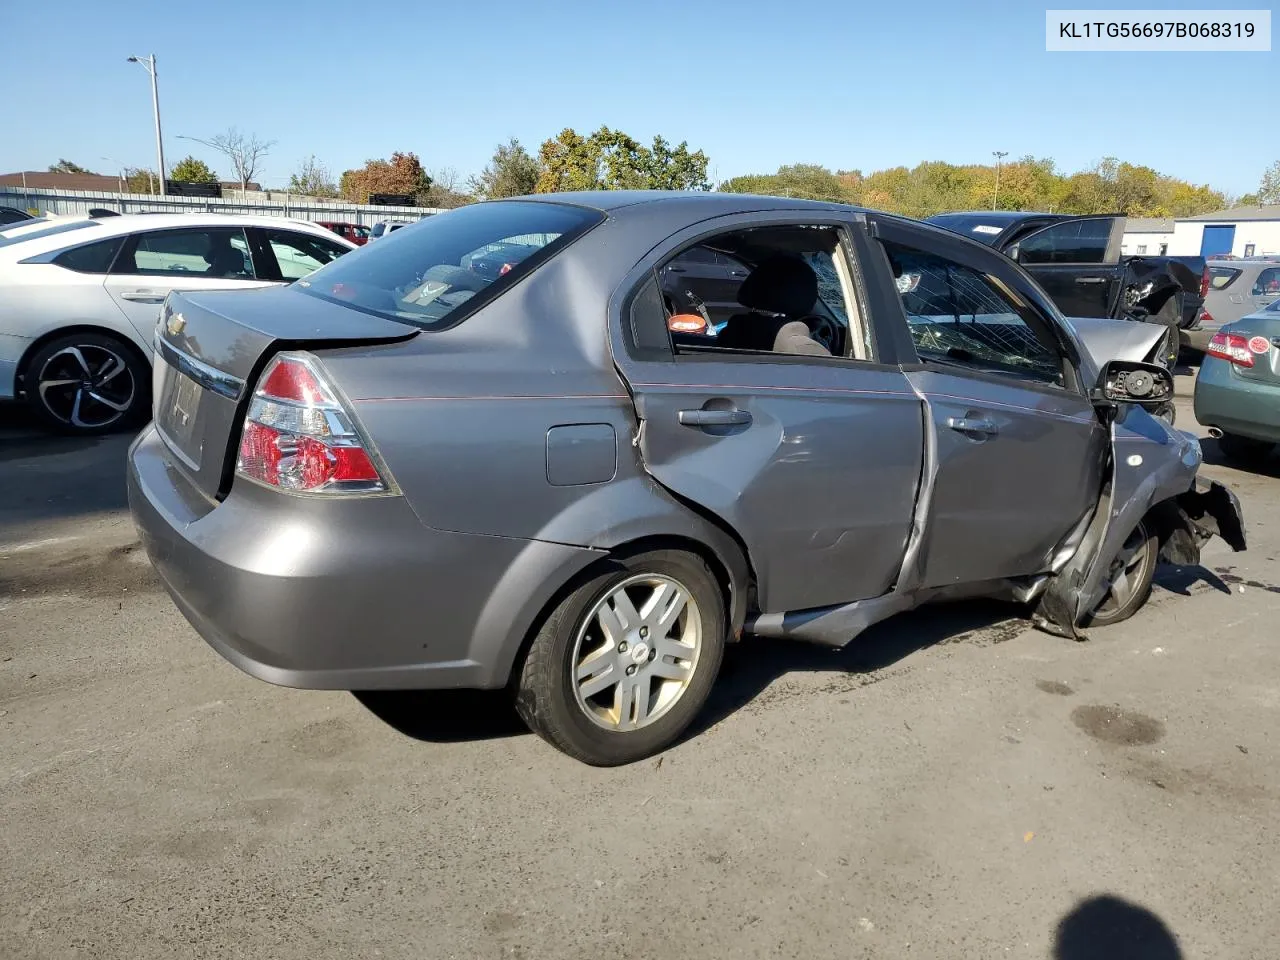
[36,344,136,429]
[1092,523,1154,620]
[571,574,702,731]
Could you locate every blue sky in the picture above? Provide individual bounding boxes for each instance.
[0,0,1274,195]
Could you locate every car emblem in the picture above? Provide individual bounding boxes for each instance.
[166,312,187,337]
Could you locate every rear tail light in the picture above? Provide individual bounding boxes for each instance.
[1206,331,1254,367]
[235,352,390,493]
[1199,308,1214,327]
[1200,265,1210,300]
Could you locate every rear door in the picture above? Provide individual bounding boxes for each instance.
[249,227,352,282]
[612,213,925,614]
[104,226,277,342]
[1249,266,1280,313]
[872,216,1106,587]
[1009,217,1124,318]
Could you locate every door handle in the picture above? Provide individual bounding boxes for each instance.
[119,290,166,303]
[1074,277,1108,285]
[678,408,752,427]
[946,416,998,435]
[728,269,749,278]
[666,265,687,274]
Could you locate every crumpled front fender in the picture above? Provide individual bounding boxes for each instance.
[1032,410,1246,639]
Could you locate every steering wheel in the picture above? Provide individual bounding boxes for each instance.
[796,314,837,352]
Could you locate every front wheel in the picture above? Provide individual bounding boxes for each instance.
[24,332,149,435]
[1083,521,1158,627]
[515,549,726,766]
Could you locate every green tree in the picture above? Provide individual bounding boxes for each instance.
[48,159,98,175]
[1257,161,1280,205]
[720,164,850,202]
[340,152,433,204]
[470,138,542,199]
[535,127,710,192]
[169,155,219,184]
[287,155,338,197]
[123,168,160,194]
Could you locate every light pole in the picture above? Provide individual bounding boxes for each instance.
[992,150,1008,210]
[127,55,166,195]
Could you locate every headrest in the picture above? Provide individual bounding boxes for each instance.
[737,255,818,316]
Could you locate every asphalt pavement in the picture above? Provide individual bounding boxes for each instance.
[3,376,1279,959]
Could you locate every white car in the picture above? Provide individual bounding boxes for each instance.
[368,220,415,241]
[0,213,356,434]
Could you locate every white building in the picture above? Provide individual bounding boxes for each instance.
[1120,217,1174,256]
[1122,206,1280,258]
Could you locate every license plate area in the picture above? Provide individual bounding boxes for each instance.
[156,359,204,468]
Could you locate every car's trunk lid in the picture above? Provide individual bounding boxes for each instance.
[153,285,416,499]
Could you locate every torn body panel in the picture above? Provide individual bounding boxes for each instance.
[1031,407,1246,638]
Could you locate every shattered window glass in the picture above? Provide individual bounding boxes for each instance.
[881,240,1064,387]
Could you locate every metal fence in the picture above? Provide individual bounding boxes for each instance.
[0,186,443,226]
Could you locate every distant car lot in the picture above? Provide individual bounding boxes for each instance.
[2,371,1279,958]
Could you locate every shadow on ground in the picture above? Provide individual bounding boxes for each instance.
[354,597,1030,746]
[1053,894,1182,959]
[1198,434,1280,478]
[0,404,138,535]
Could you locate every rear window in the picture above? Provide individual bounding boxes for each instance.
[295,201,603,329]
[1209,266,1241,290]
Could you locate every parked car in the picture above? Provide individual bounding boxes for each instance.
[368,220,414,241]
[127,192,1245,766]
[1193,300,1280,463]
[0,213,355,433]
[1182,259,1280,354]
[926,212,1208,367]
[316,221,370,246]
[0,205,36,227]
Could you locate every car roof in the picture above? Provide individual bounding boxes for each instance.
[0,212,354,260]
[508,190,857,215]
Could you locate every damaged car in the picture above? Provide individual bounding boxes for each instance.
[127,192,1246,767]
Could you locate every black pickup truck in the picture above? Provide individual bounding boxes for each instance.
[926,212,1208,366]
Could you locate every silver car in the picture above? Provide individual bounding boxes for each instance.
[1184,258,1280,353]
[128,193,1245,766]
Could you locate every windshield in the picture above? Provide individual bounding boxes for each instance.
[295,200,603,328]
[925,214,1008,245]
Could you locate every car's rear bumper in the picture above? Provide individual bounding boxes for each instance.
[1193,361,1280,443]
[127,425,602,691]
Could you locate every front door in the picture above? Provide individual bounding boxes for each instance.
[1012,217,1122,318]
[104,226,277,342]
[614,218,925,614]
[874,220,1106,587]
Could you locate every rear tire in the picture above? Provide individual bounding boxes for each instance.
[1218,432,1274,465]
[24,332,149,435]
[1083,521,1158,627]
[514,549,726,766]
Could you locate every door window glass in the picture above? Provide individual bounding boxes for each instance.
[1018,219,1112,265]
[264,229,350,281]
[1209,266,1241,290]
[121,228,254,278]
[881,240,1064,386]
[1252,268,1280,296]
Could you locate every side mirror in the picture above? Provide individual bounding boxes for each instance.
[1092,360,1174,410]
[1007,243,1021,262]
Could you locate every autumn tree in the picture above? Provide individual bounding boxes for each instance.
[720,164,850,202]
[340,152,433,204]
[421,167,473,208]
[48,159,97,175]
[1257,161,1280,205]
[535,127,710,193]
[288,155,339,198]
[123,167,160,194]
[169,155,219,184]
[470,138,542,199]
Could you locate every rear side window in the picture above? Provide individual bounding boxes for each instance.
[370,223,386,238]
[296,200,603,329]
[53,237,124,274]
[1209,266,1241,290]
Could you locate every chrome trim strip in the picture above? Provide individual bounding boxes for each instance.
[154,336,244,401]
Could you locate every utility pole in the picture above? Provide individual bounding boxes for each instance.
[127,55,167,195]
[992,150,1008,210]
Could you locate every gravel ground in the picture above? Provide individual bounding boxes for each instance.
[3,374,1279,960]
